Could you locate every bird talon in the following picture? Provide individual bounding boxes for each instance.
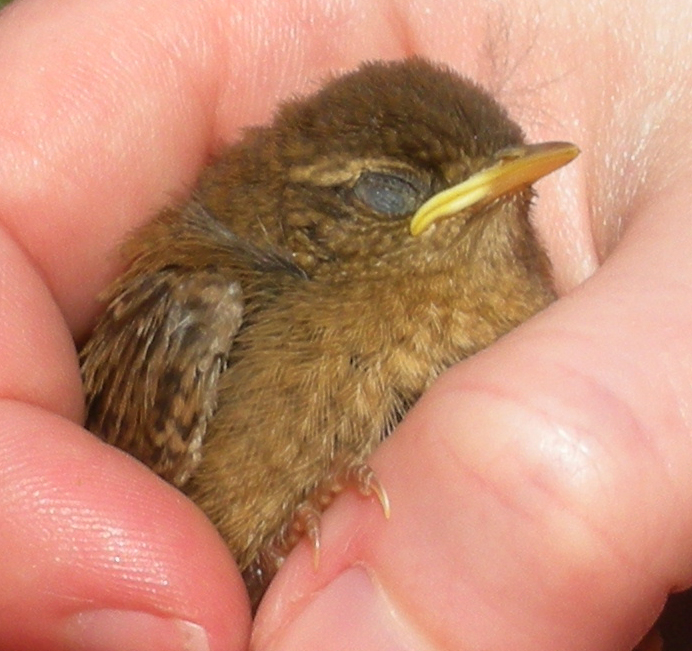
[311,534,321,570]
[362,471,391,520]
[340,461,391,519]
[293,503,322,569]
[340,462,390,518]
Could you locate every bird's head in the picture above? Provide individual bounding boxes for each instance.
[203,58,577,290]
[269,58,577,285]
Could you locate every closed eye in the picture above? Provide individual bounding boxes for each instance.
[352,171,427,217]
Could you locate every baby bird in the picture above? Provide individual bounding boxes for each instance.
[81,57,578,606]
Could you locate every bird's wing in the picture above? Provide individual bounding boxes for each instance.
[80,265,244,487]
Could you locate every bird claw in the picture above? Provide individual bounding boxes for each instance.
[338,461,391,519]
[308,459,390,523]
[242,501,327,609]
[293,503,322,569]
[264,458,390,573]
[273,461,391,570]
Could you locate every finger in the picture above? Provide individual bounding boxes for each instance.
[0,222,82,422]
[0,401,251,651]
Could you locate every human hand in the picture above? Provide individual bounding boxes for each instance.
[1,1,690,650]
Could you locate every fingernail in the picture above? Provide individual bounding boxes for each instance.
[255,567,426,651]
[63,609,210,651]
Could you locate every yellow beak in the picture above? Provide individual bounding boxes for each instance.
[409,141,580,236]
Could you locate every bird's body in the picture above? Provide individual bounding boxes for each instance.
[81,58,576,605]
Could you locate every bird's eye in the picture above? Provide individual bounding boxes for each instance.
[352,171,423,217]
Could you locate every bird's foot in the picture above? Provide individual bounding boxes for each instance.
[312,458,391,522]
[244,458,389,609]
[282,461,391,568]
[295,457,391,566]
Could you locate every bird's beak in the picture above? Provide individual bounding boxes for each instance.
[410,141,580,236]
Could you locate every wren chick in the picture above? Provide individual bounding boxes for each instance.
[80,58,578,606]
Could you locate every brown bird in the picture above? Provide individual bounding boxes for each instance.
[80,57,578,607]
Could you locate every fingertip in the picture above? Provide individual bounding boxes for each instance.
[254,567,421,651]
[0,400,251,651]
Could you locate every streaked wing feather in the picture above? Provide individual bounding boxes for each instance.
[81,268,243,486]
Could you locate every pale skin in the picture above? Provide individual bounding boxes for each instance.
[0,1,691,650]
